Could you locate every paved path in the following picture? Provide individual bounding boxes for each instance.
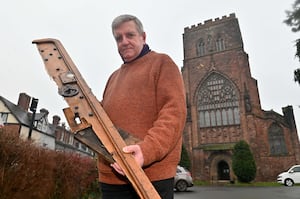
[174,186,300,199]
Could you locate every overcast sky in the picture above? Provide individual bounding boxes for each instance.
[1,0,300,131]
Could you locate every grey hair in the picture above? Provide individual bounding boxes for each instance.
[111,14,144,35]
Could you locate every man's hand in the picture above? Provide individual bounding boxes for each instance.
[110,144,144,176]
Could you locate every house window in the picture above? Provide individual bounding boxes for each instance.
[60,131,65,142]
[216,37,225,51]
[0,113,8,125]
[81,144,87,151]
[197,73,240,128]
[74,140,80,148]
[268,123,287,155]
[196,38,205,56]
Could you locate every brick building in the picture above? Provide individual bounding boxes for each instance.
[181,13,300,182]
[0,93,94,157]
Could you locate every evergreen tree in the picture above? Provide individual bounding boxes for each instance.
[232,140,256,183]
[179,144,191,170]
[284,0,300,84]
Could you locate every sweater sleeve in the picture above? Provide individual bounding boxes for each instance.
[138,55,187,166]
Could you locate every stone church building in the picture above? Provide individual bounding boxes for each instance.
[181,13,300,182]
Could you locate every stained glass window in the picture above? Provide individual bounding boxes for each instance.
[197,73,240,128]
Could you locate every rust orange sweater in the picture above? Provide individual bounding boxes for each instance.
[98,51,187,184]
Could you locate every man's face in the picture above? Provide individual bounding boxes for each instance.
[113,21,146,63]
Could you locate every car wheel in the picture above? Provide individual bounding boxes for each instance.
[284,179,294,186]
[176,180,188,192]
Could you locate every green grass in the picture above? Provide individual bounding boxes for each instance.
[229,181,281,187]
[194,180,282,187]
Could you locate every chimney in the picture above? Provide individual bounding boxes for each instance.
[17,93,31,111]
[40,108,49,116]
[52,115,61,126]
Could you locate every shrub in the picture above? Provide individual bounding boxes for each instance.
[0,128,100,199]
[179,144,191,170]
[232,140,256,183]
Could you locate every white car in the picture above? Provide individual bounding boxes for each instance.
[277,165,300,186]
[174,165,193,191]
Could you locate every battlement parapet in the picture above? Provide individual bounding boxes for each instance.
[184,13,236,33]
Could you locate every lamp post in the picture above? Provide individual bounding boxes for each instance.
[28,98,38,140]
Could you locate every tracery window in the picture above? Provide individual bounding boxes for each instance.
[268,123,287,155]
[197,73,240,128]
[196,38,205,56]
[216,37,225,51]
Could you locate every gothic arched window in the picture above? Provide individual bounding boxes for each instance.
[196,38,205,56]
[268,123,287,155]
[197,73,240,128]
[216,37,225,51]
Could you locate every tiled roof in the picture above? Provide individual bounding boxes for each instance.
[0,96,31,126]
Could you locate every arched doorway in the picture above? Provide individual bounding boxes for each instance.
[218,160,230,180]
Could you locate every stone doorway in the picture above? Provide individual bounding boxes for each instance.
[209,152,233,182]
[218,160,230,180]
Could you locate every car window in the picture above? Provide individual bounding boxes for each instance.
[183,168,189,172]
[292,167,300,172]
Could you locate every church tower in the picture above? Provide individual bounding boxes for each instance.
[181,13,300,181]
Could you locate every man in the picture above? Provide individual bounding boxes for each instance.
[98,14,187,199]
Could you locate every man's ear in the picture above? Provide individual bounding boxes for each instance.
[142,32,146,42]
